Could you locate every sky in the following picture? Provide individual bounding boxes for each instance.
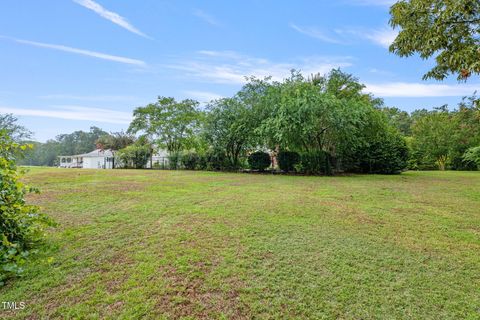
[0,0,478,142]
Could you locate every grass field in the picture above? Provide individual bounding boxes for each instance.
[1,168,479,319]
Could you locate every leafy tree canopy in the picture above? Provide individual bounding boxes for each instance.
[389,0,480,80]
[0,114,32,142]
[128,97,202,153]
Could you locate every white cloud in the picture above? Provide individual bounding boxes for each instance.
[39,94,138,102]
[183,90,224,103]
[290,23,397,48]
[166,50,353,84]
[290,23,344,44]
[0,105,132,124]
[192,9,220,26]
[361,28,397,48]
[73,0,151,38]
[364,82,480,97]
[6,37,146,66]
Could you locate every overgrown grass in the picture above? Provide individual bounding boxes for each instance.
[1,168,479,319]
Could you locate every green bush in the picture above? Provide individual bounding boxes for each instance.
[248,151,271,171]
[180,151,200,170]
[0,130,55,284]
[117,144,152,169]
[357,131,409,174]
[168,152,181,170]
[462,146,480,170]
[277,151,300,172]
[299,150,332,175]
[204,148,228,171]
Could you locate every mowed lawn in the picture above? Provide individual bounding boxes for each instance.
[1,168,480,319]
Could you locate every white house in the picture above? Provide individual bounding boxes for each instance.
[59,149,115,169]
[58,148,170,169]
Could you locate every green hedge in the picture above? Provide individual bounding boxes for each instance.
[248,151,271,171]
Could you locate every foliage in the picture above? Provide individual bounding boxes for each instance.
[255,70,384,163]
[0,114,32,142]
[462,146,480,169]
[389,0,480,80]
[96,131,135,150]
[117,139,152,169]
[19,127,109,166]
[357,130,409,174]
[168,152,181,170]
[248,151,271,171]
[379,107,413,136]
[203,97,256,169]
[277,150,300,173]
[408,96,480,170]
[180,151,200,170]
[0,130,54,284]
[297,150,332,175]
[128,97,203,153]
[203,148,228,171]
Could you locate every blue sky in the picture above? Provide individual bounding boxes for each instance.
[0,0,478,142]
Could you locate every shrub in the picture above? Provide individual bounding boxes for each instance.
[277,151,300,172]
[168,152,181,170]
[204,148,228,171]
[0,130,55,284]
[357,131,409,174]
[117,144,152,169]
[299,150,332,175]
[181,151,200,170]
[248,151,271,171]
[462,146,480,170]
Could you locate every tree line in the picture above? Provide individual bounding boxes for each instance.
[7,69,478,173]
[7,70,480,173]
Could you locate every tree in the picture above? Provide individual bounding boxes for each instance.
[128,97,202,153]
[408,95,480,170]
[0,130,54,283]
[380,107,413,136]
[255,71,377,157]
[55,126,109,156]
[410,108,456,169]
[116,137,153,169]
[389,0,480,80]
[0,114,32,141]
[96,131,135,150]
[203,97,256,169]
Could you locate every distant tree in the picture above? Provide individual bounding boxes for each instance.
[19,127,109,166]
[389,0,480,80]
[96,131,135,150]
[380,107,413,136]
[0,114,32,141]
[128,97,202,153]
[56,126,109,155]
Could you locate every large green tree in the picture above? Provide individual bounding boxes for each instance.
[128,97,202,153]
[204,97,257,168]
[389,0,480,80]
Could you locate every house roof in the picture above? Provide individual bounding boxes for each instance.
[60,149,115,158]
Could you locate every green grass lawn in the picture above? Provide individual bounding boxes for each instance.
[1,168,479,319]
